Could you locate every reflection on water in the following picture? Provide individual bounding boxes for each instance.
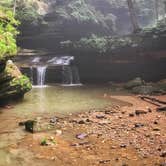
[12,85,124,115]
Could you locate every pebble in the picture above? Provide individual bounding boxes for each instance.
[134,123,144,128]
[76,133,88,139]
[55,130,62,136]
[129,113,135,117]
[96,115,105,119]
[78,120,86,124]
[50,117,58,124]
[154,121,158,125]
[153,127,160,131]
[160,151,166,157]
[120,144,127,148]
[135,109,147,115]
[99,160,110,164]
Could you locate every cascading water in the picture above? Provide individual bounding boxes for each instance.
[62,65,81,86]
[47,56,81,86]
[72,66,81,85]
[62,66,73,84]
[36,66,47,86]
[26,56,81,86]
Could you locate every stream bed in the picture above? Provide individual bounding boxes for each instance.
[0,84,130,166]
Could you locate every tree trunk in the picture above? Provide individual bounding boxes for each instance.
[127,0,140,33]
[163,0,166,23]
[155,0,159,22]
[13,0,17,15]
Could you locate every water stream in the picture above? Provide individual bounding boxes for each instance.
[29,56,81,86]
[36,66,47,86]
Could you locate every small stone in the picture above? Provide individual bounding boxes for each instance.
[104,110,111,114]
[78,120,85,124]
[135,109,147,115]
[96,114,105,119]
[148,108,152,112]
[86,118,91,122]
[153,127,160,131]
[120,144,127,148]
[129,113,134,117]
[160,151,166,157]
[111,146,116,149]
[134,123,144,128]
[99,160,110,164]
[76,133,88,139]
[18,121,25,126]
[145,133,150,137]
[122,163,128,166]
[50,117,58,124]
[55,130,62,136]
[154,121,158,125]
[24,120,36,133]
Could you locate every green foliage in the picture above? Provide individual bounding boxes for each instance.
[0,0,42,24]
[75,34,108,53]
[11,75,32,92]
[61,34,138,54]
[0,0,14,8]
[0,7,19,60]
[40,137,48,146]
[56,0,96,22]
[16,1,40,23]
[56,0,116,31]
[68,0,99,23]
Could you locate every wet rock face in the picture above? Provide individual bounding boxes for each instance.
[124,77,166,95]
[132,85,159,95]
[0,60,32,104]
[125,77,144,89]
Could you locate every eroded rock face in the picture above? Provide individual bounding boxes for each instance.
[0,60,32,104]
[125,77,144,89]
[132,85,162,95]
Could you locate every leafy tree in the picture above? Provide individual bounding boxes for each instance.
[0,7,19,60]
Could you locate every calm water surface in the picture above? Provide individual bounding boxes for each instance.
[12,85,119,115]
[0,85,129,166]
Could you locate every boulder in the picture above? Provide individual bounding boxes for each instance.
[0,60,32,104]
[124,77,144,89]
[22,117,57,133]
[132,85,161,95]
[156,79,166,91]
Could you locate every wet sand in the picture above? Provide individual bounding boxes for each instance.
[0,93,165,166]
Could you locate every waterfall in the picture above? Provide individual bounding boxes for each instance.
[36,66,47,86]
[72,66,81,84]
[62,65,81,86]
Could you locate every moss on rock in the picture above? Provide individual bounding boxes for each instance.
[0,7,32,104]
[0,60,32,103]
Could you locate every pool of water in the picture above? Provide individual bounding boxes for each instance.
[0,84,130,166]
[12,84,127,116]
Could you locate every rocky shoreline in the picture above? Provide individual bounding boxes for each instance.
[15,95,166,166]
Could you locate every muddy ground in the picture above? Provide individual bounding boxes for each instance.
[0,95,165,166]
